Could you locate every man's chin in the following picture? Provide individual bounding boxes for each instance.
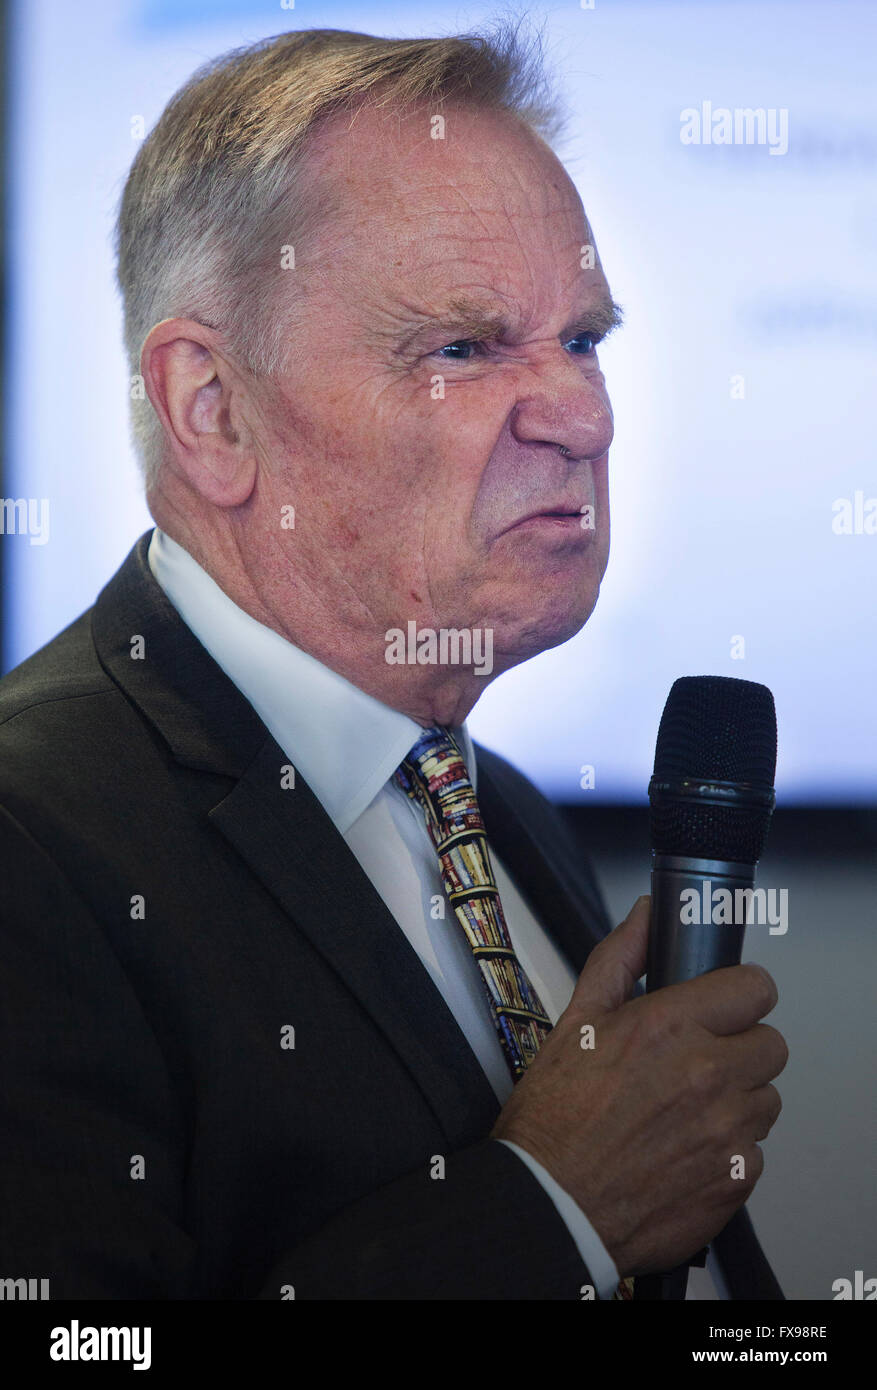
[491,593,601,666]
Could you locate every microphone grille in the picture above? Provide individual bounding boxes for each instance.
[653,675,777,785]
[650,676,777,862]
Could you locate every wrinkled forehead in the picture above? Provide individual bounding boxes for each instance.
[300,97,599,309]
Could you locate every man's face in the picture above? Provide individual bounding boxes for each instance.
[252,100,618,669]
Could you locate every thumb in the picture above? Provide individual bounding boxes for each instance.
[570,894,651,1017]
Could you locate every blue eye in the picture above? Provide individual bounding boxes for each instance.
[564,333,598,355]
[434,340,478,360]
[432,333,600,361]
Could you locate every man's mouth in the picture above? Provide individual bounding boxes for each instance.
[499,506,593,538]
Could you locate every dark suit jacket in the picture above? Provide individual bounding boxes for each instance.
[0,532,783,1299]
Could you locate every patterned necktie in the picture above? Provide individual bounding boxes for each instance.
[394,724,635,1301]
[394,725,552,1080]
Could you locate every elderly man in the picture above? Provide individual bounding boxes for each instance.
[0,26,786,1300]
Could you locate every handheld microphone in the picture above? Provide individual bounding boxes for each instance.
[634,675,778,1301]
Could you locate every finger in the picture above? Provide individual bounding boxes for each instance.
[719,1024,789,1090]
[666,962,779,1037]
[747,1084,783,1141]
[571,895,651,1017]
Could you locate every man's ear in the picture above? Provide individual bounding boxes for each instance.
[141,318,257,506]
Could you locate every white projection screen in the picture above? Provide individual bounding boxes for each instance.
[4,0,875,804]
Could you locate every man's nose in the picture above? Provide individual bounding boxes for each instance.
[510,354,614,461]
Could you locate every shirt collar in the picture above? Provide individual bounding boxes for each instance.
[147,527,476,832]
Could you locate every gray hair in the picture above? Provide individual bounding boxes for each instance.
[114,20,567,490]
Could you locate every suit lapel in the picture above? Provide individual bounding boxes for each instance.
[207,737,502,1142]
[92,533,500,1143]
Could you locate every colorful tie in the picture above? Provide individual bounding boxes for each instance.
[394,725,552,1080]
[395,724,635,1301]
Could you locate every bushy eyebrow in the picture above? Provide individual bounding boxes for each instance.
[396,292,624,353]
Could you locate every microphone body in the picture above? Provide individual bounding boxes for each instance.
[633,677,778,1302]
[635,856,755,1301]
[646,855,755,988]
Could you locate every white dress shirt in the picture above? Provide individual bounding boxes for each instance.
[147,525,725,1301]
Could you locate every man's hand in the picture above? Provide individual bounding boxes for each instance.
[491,895,788,1277]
